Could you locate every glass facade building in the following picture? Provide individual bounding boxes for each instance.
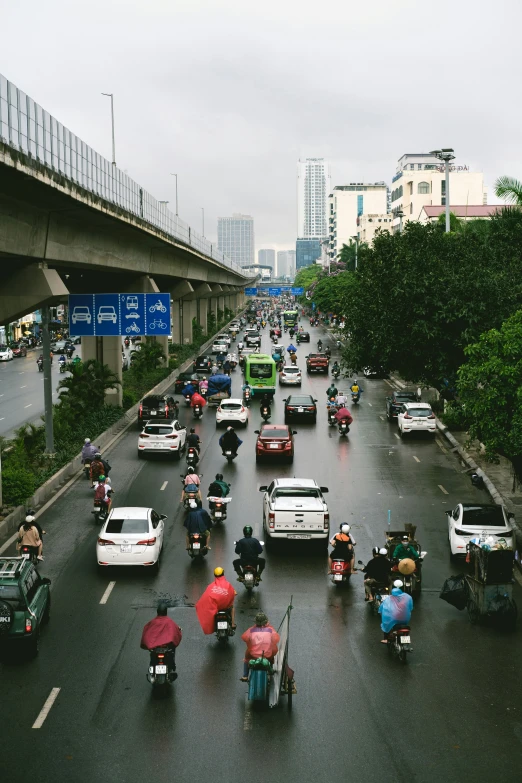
[296,239,321,270]
[217,214,255,268]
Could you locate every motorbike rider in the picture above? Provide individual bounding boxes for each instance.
[199,377,209,393]
[223,358,231,375]
[335,391,348,407]
[81,438,99,465]
[363,548,392,601]
[328,524,356,574]
[181,381,197,398]
[351,379,361,401]
[18,514,44,540]
[94,475,112,514]
[317,339,323,351]
[186,428,201,453]
[237,341,244,352]
[196,567,237,633]
[233,526,265,583]
[379,579,413,643]
[58,352,67,367]
[219,426,243,457]
[181,470,202,504]
[240,612,280,682]
[184,503,212,550]
[287,343,297,355]
[207,473,230,498]
[334,405,353,427]
[90,453,105,486]
[140,602,182,679]
[259,393,272,416]
[332,361,341,376]
[16,518,43,561]
[393,535,419,561]
[326,382,338,399]
[190,390,207,410]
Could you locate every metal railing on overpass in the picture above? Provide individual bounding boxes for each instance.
[0,73,246,277]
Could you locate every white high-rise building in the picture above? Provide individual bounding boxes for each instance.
[328,183,388,260]
[217,213,255,267]
[297,158,330,239]
[258,248,275,271]
[277,250,296,279]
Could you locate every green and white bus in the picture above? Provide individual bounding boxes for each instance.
[244,353,277,397]
[283,310,298,328]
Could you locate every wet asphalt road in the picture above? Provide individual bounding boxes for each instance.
[1,323,522,783]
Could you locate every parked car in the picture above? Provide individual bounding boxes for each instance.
[138,420,187,459]
[397,402,436,437]
[194,355,213,373]
[305,353,329,374]
[137,395,177,426]
[446,503,515,559]
[0,345,13,362]
[279,366,302,386]
[259,478,329,544]
[0,557,51,658]
[283,394,317,423]
[52,339,68,352]
[10,342,27,358]
[216,398,248,427]
[386,389,418,420]
[255,424,296,463]
[96,507,166,567]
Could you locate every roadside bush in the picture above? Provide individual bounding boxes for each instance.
[440,402,471,432]
[2,466,39,506]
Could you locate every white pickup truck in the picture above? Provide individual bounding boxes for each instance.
[259,478,329,545]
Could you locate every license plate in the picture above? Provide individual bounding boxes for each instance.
[120,545,132,553]
[334,574,343,581]
[155,665,167,674]
[298,407,304,413]
[226,451,232,456]
[288,534,311,539]
[192,542,201,549]
[217,621,228,629]
[214,511,222,517]
[400,636,411,644]
[269,444,279,449]
[151,411,157,415]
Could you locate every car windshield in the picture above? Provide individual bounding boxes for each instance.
[250,364,273,378]
[407,408,432,417]
[105,518,149,534]
[462,506,506,527]
[0,345,7,351]
[144,425,173,435]
[261,430,288,440]
[288,396,313,404]
[396,393,416,401]
[283,368,300,374]
[221,403,242,410]
[273,488,320,499]
[143,397,163,407]
[0,584,24,610]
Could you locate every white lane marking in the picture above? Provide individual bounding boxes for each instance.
[384,379,394,388]
[367,402,372,407]
[379,415,384,421]
[413,456,420,463]
[160,481,168,491]
[0,418,4,421]
[99,581,116,605]
[24,404,32,408]
[435,437,448,454]
[438,484,449,495]
[20,385,27,389]
[32,687,61,729]
[243,694,253,730]
[18,372,25,375]
[394,433,400,440]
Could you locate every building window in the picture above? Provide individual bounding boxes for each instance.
[410,203,413,214]
[409,182,413,195]
[357,195,363,216]
[418,181,430,194]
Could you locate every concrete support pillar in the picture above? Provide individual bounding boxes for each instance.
[198,299,208,334]
[81,335,123,407]
[230,292,238,312]
[182,299,196,344]
[171,300,182,344]
[217,296,225,320]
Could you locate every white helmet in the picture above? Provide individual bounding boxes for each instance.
[393,579,404,589]
[189,499,198,509]
[379,548,388,555]
[84,437,91,444]
[25,515,35,523]
[341,524,350,534]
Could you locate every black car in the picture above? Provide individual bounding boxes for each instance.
[174,369,198,394]
[386,390,418,419]
[194,355,212,373]
[138,394,177,425]
[297,331,310,342]
[283,394,318,423]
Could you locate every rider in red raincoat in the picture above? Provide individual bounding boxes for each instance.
[334,406,353,425]
[141,603,182,670]
[190,391,207,409]
[196,568,236,633]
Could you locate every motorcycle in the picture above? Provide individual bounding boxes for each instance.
[351,393,360,405]
[330,558,353,585]
[215,609,235,642]
[332,368,340,380]
[223,450,237,463]
[243,389,251,406]
[184,395,192,406]
[83,460,92,480]
[147,646,177,688]
[37,359,43,372]
[199,386,208,399]
[193,404,203,419]
[241,560,263,592]
[336,340,342,349]
[124,337,130,347]
[325,347,331,359]
[396,552,427,596]
[317,341,323,352]
[59,362,66,374]
[338,420,350,436]
[386,625,413,664]
[357,561,390,614]
[328,408,338,427]
[20,545,39,563]
[260,405,271,422]
[186,447,199,469]
[208,495,232,523]
[92,499,109,524]
[188,532,208,559]
[181,476,201,510]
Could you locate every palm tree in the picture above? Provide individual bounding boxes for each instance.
[494,176,522,205]
[57,359,121,415]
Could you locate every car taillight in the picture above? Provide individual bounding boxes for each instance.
[139,433,150,438]
[428,413,436,419]
[403,413,412,419]
[454,529,470,537]
[284,441,291,448]
[324,512,329,531]
[139,404,143,415]
[137,537,157,546]
[269,512,275,530]
[25,618,32,633]
[97,537,116,546]
[165,405,169,415]
[165,434,178,439]
[287,406,295,411]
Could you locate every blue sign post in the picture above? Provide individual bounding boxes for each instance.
[268,287,282,297]
[291,287,304,295]
[69,293,171,337]
[244,287,257,296]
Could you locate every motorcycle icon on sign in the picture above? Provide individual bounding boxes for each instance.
[149,320,167,330]
[126,322,141,334]
[149,300,167,314]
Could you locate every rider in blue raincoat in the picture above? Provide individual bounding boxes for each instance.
[378,580,413,640]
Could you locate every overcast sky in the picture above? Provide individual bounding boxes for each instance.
[3,0,521,252]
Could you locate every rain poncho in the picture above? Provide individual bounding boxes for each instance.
[334,407,353,424]
[379,588,413,633]
[140,616,182,650]
[182,383,197,397]
[195,577,236,634]
[287,344,297,354]
[190,392,207,408]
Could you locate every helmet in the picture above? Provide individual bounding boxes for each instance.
[393,579,404,589]
[227,426,234,431]
[189,499,198,509]
[255,612,268,626]
[84,438,91,444]
[157,602,168,616]
[214,567,224,577]
[401,535,409,541]
[98,475,105,481]
[379,548,388,555]
[340,524,350,534]
[190,428,196,434]
[216,473,223,481]
[25,515,35,523]
[243,525,253,537]
[202,376,207,380]
[94,452,101,458]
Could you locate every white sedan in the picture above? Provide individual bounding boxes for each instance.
[216,398,248,427]
[447,503,515,558]
[138,420,187,459]
[397,402,436,436]
[97,507,166,567]
[212,341,229,354]
[279,366,302,386]
[0,345,13,361]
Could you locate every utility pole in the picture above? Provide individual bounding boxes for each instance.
[430,148,455,233]
[102,92,116,167]
[202,207,205,237]
[41,306,55,454]
[170,173,178,216]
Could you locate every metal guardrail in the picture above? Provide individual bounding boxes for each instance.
[0,73,246,277]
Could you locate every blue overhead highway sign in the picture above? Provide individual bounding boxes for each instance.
[244,287,257,295]
[69,293,171,337]
[268,287,281,296]
[291,287,304,295]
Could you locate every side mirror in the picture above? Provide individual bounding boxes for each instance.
[42,577,51,585]
[421,551,427,558]
[254,430,260,434]
[292,431,298,435]
[357,560,364,566]
[314,399,318,402]
[444,509,452,515]
[259,486,268,492]
[320,487,329,493]
[160,514,167,520]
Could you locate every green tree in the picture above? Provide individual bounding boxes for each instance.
[495,175,522,205]
[57,359,121,416]
[457,309,522,478]
[130,338,166,377]
[310,272,357,316]
[436,211,462,232]
[293,264,322,292]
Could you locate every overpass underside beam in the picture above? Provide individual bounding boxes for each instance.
[0,264,69,324]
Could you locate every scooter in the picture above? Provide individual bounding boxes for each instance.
[20,545,39,564]
[243,389,251,407]
[199,386,208,399]
[223,450,237,463]
[37,359,43,372]
[385,625,413,664]
[215,609,235,642]
[357,561,389,614]
[336,340,342,349]
[83,460,92,480]
[207,495,232,523]
[332,368,340,380]
[330,558,353,585]
[186,447,199,470]
[240,560,263,592]
[351,393,360,405]
[260,405,271,422]
[188,532,208,559]
[59,362,67,374]
[147,647,177,688]
[338,420,350,436]
[328,408,338,427]
[184,395,192,406]
[92,499,109,524]
[193,404,203,419]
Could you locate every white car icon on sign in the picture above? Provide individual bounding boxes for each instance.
[72,306,92,325]
[97,306,117,324]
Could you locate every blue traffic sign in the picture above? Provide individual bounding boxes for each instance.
[291,287,304,295]
[268,287,281,296]
[69,293,171,337]
[280,286,292,292]
[244,287,257,295]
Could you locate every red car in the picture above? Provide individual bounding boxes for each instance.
[254,424,297,464]
[10,342,28,358]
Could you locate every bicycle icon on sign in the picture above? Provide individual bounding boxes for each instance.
[149,300,167,314]
[126,322,141,334]
[149,320,167,330]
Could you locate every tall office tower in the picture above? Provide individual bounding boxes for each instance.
[277,250,297,278]
[217,213,255,267]
[297,158,330,239]
[258,248,275,270]
[328,183,388,260]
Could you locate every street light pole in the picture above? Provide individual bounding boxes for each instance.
[41,305,55,455]
[170,173,178,216]
[202,207,205,237]
[101,93,116,167]
[351,236,359,270]
[430,148,455,233]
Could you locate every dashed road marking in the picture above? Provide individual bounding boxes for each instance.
[413,456,420,463]
[379,415,384,421]
[243,694,253,730]
[160,481,168,491]
[438,484,449,495]
[435,437,448,454]
[99,581,116,605]
[24,404,32,408]
[20,385,27,389]
[32,687,61,729]
[0,417,4,421]
[394,433,400,440]
[367,402,372,407]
